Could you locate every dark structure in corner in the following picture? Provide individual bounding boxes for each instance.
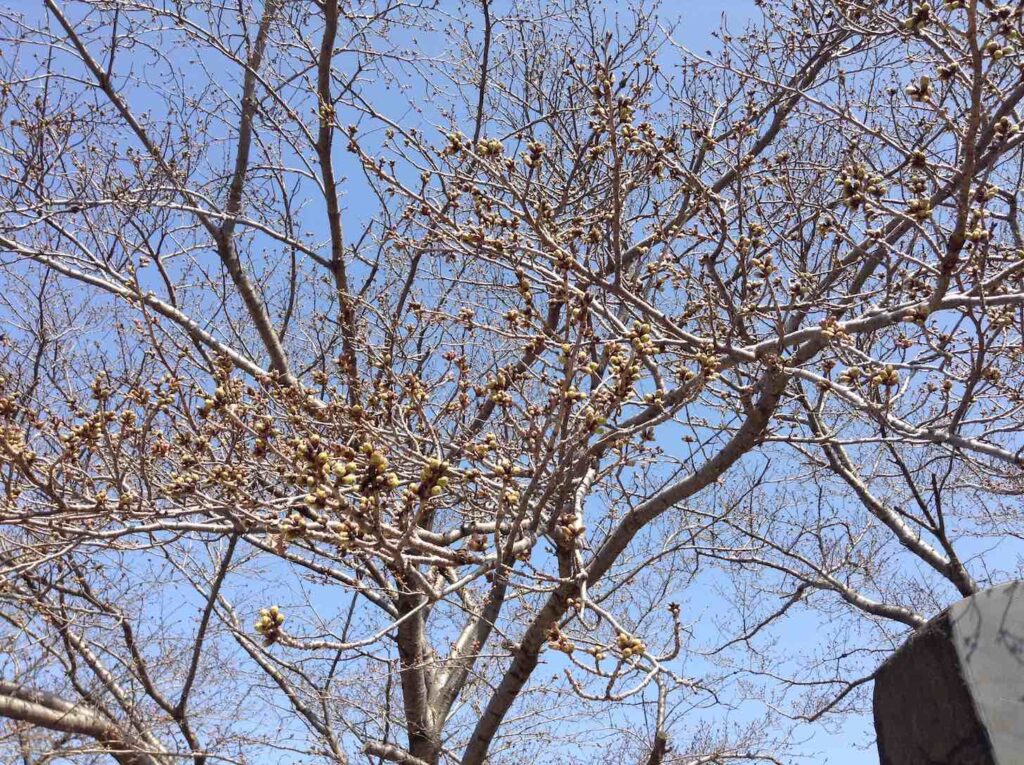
[873,581,1024,764]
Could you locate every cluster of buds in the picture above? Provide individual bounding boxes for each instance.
[410,457,450,500]
[616,632,646,659]
[736,222,765,255]
[615,95,635,123]
[208,463,246,496]
[990,306,1015,330]
[117,491,137,513]
[59,413,112,449]
[481,371,514,406]
[514,267,534,305]
[0,423,34,464]
[901,3,931,32]
[966,212,991,244]
[900,275,931,301]
[621,120,642,145]
[483,389,507,407]
[403,376,428,407]
[547,626,575,654]
[902,305,930,325]
[982,365,1002,383]
[441,131,464,156]
[329,518,362,551]
[286,434,333,486]
[254,605,285,645]
[628,322,655,355]
[975,183,999,203]
[581,403,608,432]
[869,365,901,388]
[751,254,776,281]
[555,384,587,403]
[837,366,863,386]
[476,137,503,157]
[983,40,1014,60]
[905,76,932,103]
[989,4,1018,21]
[993,116,1019,140]
[523,139,545,169]
[457,226,485,246]
[279,511,308,541]
[838,164,885,211]
[555,512,585,547]
[535,197,555,222]
[820,316,850,342]
[252,416,275,457]
[907,197,934,222]
[590,64,614,95]
[990,4,1021,42]
[470,432,499,458]
[91,372,111,401]
[329,457,358,485]
[693,349,719,377]
[788,274,813,299]
[358,442,400,494]
[609,346,643,396]
[166,468,201,499]
[197,374,243,418]
[586,67,616,131]
[555,247,576,272]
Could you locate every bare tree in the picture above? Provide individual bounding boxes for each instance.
[1,0,1023,763]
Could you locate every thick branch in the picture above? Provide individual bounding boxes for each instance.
[0,682,165,765]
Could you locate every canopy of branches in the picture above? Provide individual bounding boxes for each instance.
[1,1,1023,763]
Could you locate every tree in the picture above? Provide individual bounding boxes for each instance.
[1,0,1023,762]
